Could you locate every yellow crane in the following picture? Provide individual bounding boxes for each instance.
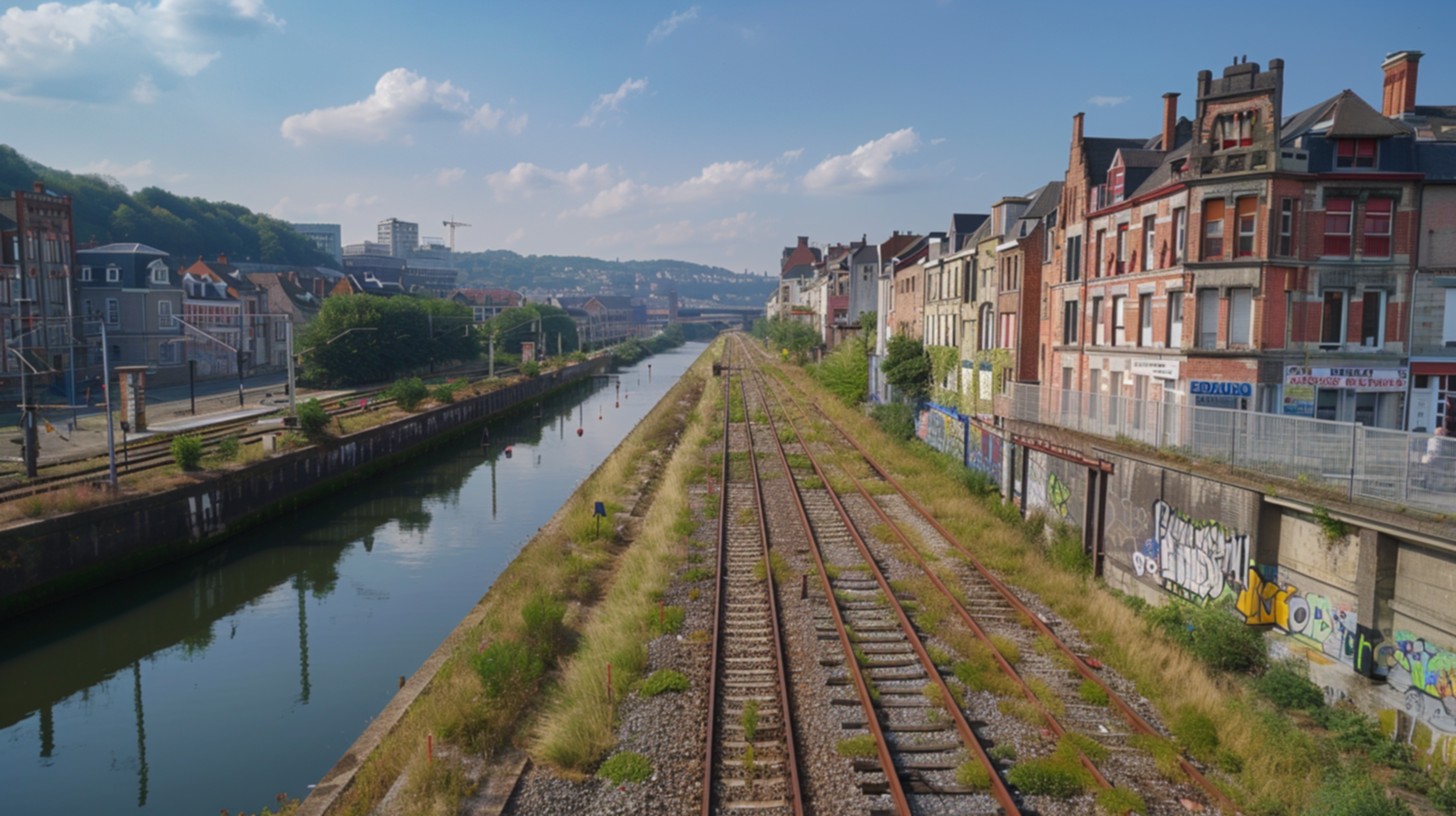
[442,218,472,250]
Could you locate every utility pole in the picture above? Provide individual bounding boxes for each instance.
[18,298,37,478]
[102,322,116,488]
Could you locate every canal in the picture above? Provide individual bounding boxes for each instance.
[0,342,708,815]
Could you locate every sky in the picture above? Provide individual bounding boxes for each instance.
[3,1,1456,275]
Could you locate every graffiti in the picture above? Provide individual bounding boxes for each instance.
[967,422,1002,482]
[1047,472,1070,519]
[1132,499,1249,601]
[1026,453,1071,521]
[1235,567,1360,668]
[1379,631,1456,735]
[187,491,223,541]
[917,404,969,467]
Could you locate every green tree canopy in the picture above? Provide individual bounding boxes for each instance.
[481,304,580,356]
[882,334,931,402]
[297,294,478,385]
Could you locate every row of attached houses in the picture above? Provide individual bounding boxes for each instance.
[770,51,1456,435]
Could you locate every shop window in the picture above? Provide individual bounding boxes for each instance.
[1364,199,1392,258]
[1203,199,1225,259]
[1324,197,1354,257]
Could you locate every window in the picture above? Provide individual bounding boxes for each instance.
[1324,197,1354,257]
[1089,369,1101,420]
[1109,371,1124,427]
[1321,290,1348,347]
[275,321,287,341]
[1203,199,1225,259]
[1228,288,1253,347]
[1361,290,1385,348]
[1174,207,1187,262]
[1064,235,1082,282]
[1364,199,1393,258]
[1236,196,1258,257]
[151,264,169,284]
[1167,292,1184,348]
[160,342,176,364]
[1062,299,1079,344]
[1445,289,1456,346]
[82,298,93,319]
[1336,139,1377,168]
[1094,230,1106,277]
[1092,296,1105,346]
[158,300,174,329]
[80,266,92,282]
[1215,111,1257,149]
[1142,215,1156,271]
[1139,293,1153,346]
[1110,166,1126,202]
[1112,295,1126,346]
[1278,198,1297,256]
[1197,289,1219,348]
[106,266,120,283]
[978,303,994,351]
[105,297,119,325]
[1116,224,1128,274]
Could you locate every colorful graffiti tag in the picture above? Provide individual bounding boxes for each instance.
[967,422,1002,482]
[916,404,966,462]
[1025,453,1071,521]
[1380,631,1456,735]
[1132,500,1249,601]
[1235,567,1363,669]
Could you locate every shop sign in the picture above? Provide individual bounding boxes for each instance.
[1131,359,1180,380]
[1283,366,1407,392]
[1189,380,1253,398]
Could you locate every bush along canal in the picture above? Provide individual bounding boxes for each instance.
[0,341,713,816]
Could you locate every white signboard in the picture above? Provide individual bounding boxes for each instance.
[1283,366,1407,392]
[1131,359,1181,380]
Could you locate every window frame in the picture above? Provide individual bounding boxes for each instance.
[1363,198,1393,259]
[1091,296,1105,346]
[1111,295,1127,347]
[1116,224,1128,274]
[1203,199,1226,260]
[1139,293,1153,347]
[1324,196,1354,257]
[1062,299,1079,345]
[1320,289,1349,348]
[1196,289,1219,349]
[105,297,120,326]
[1228,287,1254,347]
[1278,198,1297,256]
[1167,292,1184,348]
[105,266,121,283]
[1142,215,1156,271]
[1236,196,1258,258]
[1335,139,1377,169]
[1360,290,1386,348]
[1174,207,1187,262]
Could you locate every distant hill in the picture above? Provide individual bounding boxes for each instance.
[0,145,333,267]
[453,249,775,307]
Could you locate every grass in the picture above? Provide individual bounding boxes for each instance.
[741,699,759,743]
[639,669,689,697]
[955,758,993,790]
[836,734,878,759]
[595,751,653,785]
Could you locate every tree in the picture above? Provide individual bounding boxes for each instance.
[881,334,931,402]
[816,335,868,406]
[296,295,478,385]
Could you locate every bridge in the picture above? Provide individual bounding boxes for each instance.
[675,305,762,329]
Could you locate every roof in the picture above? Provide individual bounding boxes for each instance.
[1117,149,1165,169]
[1283,90,1411,143]
[1023,181,1064,220]
[1126,141,1192,199]
[1417,142,1456,181]
[950,214,988,251]
[1084,137,1146,185]
[1406,105,1456,142]
[79,242,168,256]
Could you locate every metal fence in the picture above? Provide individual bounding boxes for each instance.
[1011,384,1456,514]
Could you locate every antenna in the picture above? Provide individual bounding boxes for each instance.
[442,218,472,250]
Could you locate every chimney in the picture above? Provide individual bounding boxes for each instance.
[1382,50,1423,117]
[217,252,228,265]
[1072,112,1085,146]
[32,181,43,193]
[1161,92,1180,151]
[797,236,809,249]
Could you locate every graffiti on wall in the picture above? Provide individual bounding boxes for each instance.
[967,422,1002,482]
[1379,631,1456,735]
[916,404,966,463]
[1024,452,1071,521]
[1235,567,1362,669]
[1133,499,1250,602]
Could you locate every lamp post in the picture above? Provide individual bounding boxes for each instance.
[101,321,117,488]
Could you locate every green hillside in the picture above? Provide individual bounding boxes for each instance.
[0,145,333,267]
[453,249,775,307]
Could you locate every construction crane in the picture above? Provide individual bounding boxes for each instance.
[442,218,472,250]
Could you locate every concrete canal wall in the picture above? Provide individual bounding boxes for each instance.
[0,357,611,620]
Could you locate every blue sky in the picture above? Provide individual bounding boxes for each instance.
[3,1,1455,274]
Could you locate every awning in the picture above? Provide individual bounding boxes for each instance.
[1412,362,1456,376]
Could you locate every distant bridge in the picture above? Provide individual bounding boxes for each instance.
[675,305,761,328]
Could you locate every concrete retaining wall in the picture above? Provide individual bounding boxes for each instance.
[0,358,610,619]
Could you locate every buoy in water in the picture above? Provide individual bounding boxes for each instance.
[504,445,514,458]
[576,427,583,437]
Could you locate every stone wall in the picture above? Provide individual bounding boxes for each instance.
[0,358,610,619]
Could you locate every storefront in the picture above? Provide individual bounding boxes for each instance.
[1189,379,1253,410]
[1282,365,1408,428]
[1408,362,1456,434]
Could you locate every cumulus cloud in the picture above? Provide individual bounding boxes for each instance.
[803,128,920,193]
[647,6,698,43]
[594,212,760,249]
[565,159,782,219]
[0,0,281,102]
[1088,95,1129,107]
[435,167,465,186]
[79,158,153,179]
[280,68,520,145]
[485,162,616,200]
[577,77,647,127]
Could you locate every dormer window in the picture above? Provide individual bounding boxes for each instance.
[1214,111,1257,150]
[1335,139,1377,168]
[150,262,169,284]
[1110,166,1126,203]
[106,266,120,283]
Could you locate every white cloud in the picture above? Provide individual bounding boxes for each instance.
[565,159,782,219]
[0,0,281,102]
[577,77,647,127]
[500,227,525,245]
[803,128,920,193]
[594,212,761,249]
[1088,95,1129,107]
[281,68,519,145]
[485,162,616,200]
[79,158,153,179]
[779,148,804,163]
[435,167,466,186]
[647,6,698,43]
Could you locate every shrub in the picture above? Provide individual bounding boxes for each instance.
[215,435,240,460]
[647,604,685,636]
[956,759,992,790]
[431,384,456,404]
[1315,706,1388,753]
[521,593,567,662]
[470,640,544,700]
[296,398,330,438]
[639,669,689,697]
[1095,788,1148,815]
[1256,659,1326,711]
[171,434,203,470]
[388,377,429,410]
[1147,598,1267,674]
[595,751,652,785]
[1047,522,1092,577]
[1078,680,1109,706]
[1301,766,1412,816]
[741,699,759,743]
[869,402,916,441]
[520,360,541,378]
[836,735,878,759]
[1006,756,1087,797]
[682,567,714,582]
[1170,707,1220,762]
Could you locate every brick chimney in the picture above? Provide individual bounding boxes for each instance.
[1161,92,1180,151]
[32,181,43,193]
[217,252,228,265]
[1072,112,1084,145]
[1382,50,1423,117]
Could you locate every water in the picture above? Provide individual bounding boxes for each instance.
[0,343,707,815]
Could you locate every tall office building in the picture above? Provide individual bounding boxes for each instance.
[290,222,343,263]
[377,218,419,259]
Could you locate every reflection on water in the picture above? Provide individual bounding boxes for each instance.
[0,342,706,815]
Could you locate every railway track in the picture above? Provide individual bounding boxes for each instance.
[703,344,803,815]
[731,333,1236,815]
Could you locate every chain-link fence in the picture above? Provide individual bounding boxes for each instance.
[1011,383,1456,514]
